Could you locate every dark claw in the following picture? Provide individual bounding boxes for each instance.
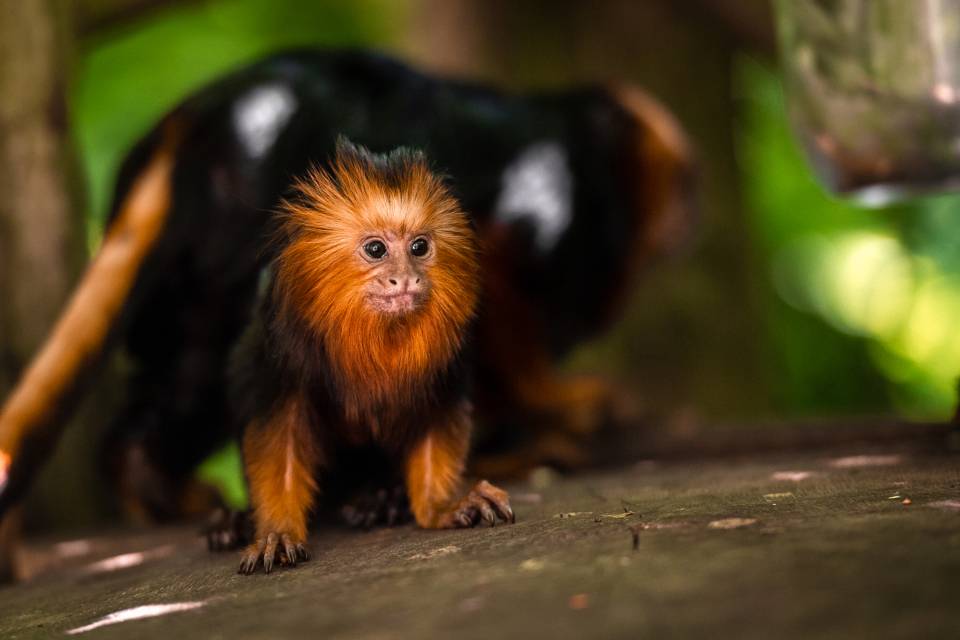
[238,552,260,575]
[474,480,514,524]
[440,480,515,529]
[489,501,514,524]
[238,531,308,575]
[479,501,496,526]
[280,534,300,567]
[263,533,279,570]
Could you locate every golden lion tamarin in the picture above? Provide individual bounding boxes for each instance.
[233,142,512,573]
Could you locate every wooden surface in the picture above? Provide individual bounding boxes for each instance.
[1,438,958,639]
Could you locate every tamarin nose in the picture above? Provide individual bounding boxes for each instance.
[387,276,421,294]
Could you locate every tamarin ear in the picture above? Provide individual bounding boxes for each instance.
[608,84,698,262]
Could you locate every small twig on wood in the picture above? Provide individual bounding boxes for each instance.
[629,524,641,551]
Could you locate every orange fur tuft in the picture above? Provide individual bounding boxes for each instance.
[274,145,480,423]
[242,397,321,540]
[404,404,470,527]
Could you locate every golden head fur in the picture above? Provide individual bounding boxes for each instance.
[274,141,479,421]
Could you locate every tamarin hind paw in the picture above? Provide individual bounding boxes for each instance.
[340,485,412,529]
[205,508,253,551]
[437,480,515,528]
[238,532,310,575]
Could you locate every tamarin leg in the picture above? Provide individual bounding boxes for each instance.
[239,397,320,574]
[474,245,612,475]
[479,225,613,432]
[404,405,514,529]
[101,386,229,522]
[101,339,235,522]
[511,368,613,438]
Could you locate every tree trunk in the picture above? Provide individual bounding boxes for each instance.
[0,0,84,582]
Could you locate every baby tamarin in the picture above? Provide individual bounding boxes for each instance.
[232,142,512,574]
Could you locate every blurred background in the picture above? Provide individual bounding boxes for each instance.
[3,0,959,530]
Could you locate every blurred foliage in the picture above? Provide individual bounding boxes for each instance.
[738,57,960,419]
[196,442,246,508]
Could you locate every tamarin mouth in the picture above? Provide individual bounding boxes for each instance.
[367,292,424,314]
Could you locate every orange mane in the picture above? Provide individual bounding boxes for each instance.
[274,144,479,423]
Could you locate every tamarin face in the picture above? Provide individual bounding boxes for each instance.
[274,142,480,408]
[276,141,479,338]
[358,231,433,315]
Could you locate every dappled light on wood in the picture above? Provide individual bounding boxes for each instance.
[66,602,208,635]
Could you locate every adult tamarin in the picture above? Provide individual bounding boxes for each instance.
[0,49,692,542]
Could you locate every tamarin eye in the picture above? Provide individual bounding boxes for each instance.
[410,237,429,257]
[363,240,387,260]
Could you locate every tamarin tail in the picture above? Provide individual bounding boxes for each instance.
[0,120,181,518]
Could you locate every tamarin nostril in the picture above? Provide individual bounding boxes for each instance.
[389,278,397,285]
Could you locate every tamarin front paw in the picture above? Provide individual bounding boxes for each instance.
[438,480,515,528]
[238,531,310,575]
